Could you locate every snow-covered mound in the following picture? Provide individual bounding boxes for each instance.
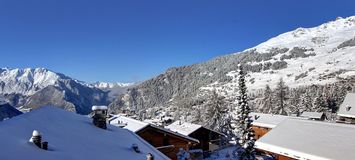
[0,103,22,121]
[0,106,168,160]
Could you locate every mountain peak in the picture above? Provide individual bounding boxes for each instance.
[250,15,355,53]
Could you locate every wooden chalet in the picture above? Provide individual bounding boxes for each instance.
[109,116,199,160]
[165,121,223,152]
[337,93,355,124]
[255,118,355,160]
[250,112,289,140]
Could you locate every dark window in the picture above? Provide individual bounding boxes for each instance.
[163,137,169,146]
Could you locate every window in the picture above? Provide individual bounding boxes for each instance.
[163,137,169,146]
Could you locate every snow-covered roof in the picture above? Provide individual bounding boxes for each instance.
[91,105,108,110]
[109,115,199,143]
[250,112,289,128]
[0,106,169,160]
[337,93,355,118]
[165,121,203,136]
[255,118,355,160]
[109,115,150,132]
[300,111,324,119]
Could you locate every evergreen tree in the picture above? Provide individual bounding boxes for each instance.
[300,90,312,113]
[204,90,228,131]
[312,89,325,112]
[261,85,273,113]
[273,78,288,115]
[233,64,255,160]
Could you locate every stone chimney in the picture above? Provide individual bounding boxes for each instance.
[146,153,154,160]
[29,130,49,150]
[92,105,108,129]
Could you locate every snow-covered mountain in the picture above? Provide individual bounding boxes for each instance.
[91,82,134,89]
[0,68,111,114]
[0,68,69,95]
[109,16,355,120]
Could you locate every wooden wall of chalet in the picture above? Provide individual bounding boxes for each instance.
[137,126,196,160]
[258,149,296,160]
[188,127,221,151]
[252,125,271,140]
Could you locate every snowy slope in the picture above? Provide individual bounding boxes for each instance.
[225,16,355,91]
[0,106,169,160]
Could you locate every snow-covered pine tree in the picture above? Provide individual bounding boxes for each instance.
[300,90,312,113]
[204,90,228,131]
[312,89,325,112]
[273,78,288,115]
[233,64,255,160]
[261,85,273,113]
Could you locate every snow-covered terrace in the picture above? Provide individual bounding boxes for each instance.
[0,106,169,160]
[255,118,355,160]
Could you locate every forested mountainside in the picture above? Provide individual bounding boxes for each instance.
[109,16,355,127]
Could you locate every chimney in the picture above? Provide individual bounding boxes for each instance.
[132,143,140,153]
[29,130,49,150]
[30,130,42,148]
[92,105,108,129]
[146,153,154,160]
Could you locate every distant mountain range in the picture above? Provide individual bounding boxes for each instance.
[0,68,134,114]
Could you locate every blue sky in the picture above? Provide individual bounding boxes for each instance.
[0,0,354,83]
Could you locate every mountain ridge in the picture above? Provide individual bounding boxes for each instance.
[0,67,132,114]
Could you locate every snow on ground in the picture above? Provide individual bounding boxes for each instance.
[0,106,169,160]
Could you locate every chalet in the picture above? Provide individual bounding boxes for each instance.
[255,118,355,160]
[0,106,169,160]
[109,115,199,160]
[165,121,223,152]
[299,111,326,121]
[337,93,355,124]
[250,112,289,140]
